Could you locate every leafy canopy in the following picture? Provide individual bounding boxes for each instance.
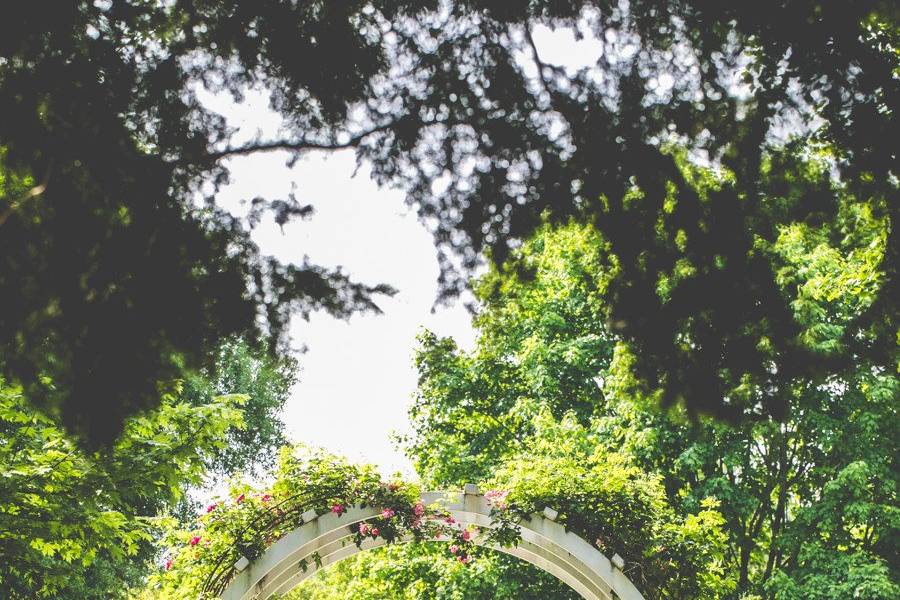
[182,338,299,478]
[402,169,897,599]
[0,338,297,599]
[1,1,896,442]
[0,379,245,599]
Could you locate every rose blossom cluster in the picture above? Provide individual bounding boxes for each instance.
[178,490,278,564]
[411,502,425,528]
[484,489,510,510]
[447,528,475,564]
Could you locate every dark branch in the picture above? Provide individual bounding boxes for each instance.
[203,121,399,162]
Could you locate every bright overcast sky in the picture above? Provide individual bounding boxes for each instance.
[206,24,602,478]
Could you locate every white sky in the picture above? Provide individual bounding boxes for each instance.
[213,145,479,477]
[207,24,603,478]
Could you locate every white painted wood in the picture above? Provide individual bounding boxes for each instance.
[219,491,646,600]
[300,508,318,523]
[234,556,249,572]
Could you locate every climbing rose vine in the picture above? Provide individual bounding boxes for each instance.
[142,448,521,599]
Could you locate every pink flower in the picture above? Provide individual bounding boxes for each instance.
[331,504,345,516]
[413,502,425,517]
[449,544,458,554]
[359,523,369,535]
[206,503,217,513]
[462,529,472,541]
[381,508,395,519]
[462,555,472,564]
[261,494,272,504]
[165,558,173,570]
[371,527,380,537]
[236,493,245,504]
[445,516,455,524]
[189,536,201,546]
[485,489,509,509]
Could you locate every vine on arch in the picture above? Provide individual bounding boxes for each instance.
[142,448,521,599]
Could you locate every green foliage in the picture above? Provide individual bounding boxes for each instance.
[597,161,900,595]
[406,223,616,487]
[285,544,577,600]
[2,0,896,442]
[483,409,733,599]
[182,339,299,477]
[767,544,899,600]
[402,175,897,599]
[145,448,520,599]
[0,379,245,599]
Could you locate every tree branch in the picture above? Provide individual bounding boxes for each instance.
[204,121,399,162]
[524,25,559,105]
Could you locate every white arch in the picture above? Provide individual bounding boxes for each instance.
[220,487,645,600]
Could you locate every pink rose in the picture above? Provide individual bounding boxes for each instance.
[449,544,458,554]
[236,493,245,504]
[485,489,509,509]
[261,494,272,504]
[381,508,395,519]
[165,558,173,570]
[331,504,345,516]
[189,536,201,546]
[359,523,369,535]
[462,529,471,541]
[371,527,380,537]
[206,503,217,513]
[413,502,425,517]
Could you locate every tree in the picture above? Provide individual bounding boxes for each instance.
[484,409,734,599]
[182,338,299,478]
[0,334,298,598]
[401,163,897,599]
[0,379,245,598]
[1,2,895,442]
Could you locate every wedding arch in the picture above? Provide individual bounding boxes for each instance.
[217,485,646,600]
